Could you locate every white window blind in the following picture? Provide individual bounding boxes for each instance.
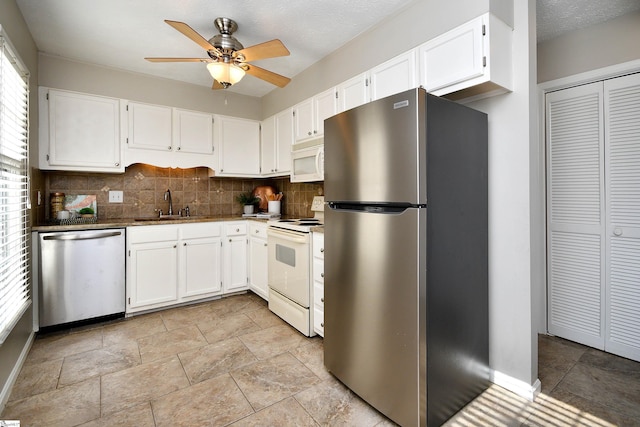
[0,27,30,344]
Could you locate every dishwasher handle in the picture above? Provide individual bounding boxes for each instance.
[42,231,123,241]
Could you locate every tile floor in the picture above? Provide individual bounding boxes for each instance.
[2,292,639,426]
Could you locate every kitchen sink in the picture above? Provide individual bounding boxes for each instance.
[134,215,210,221]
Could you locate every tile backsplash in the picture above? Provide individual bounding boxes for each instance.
[42,164,323,223]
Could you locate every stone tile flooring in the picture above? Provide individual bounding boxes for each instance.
[2,292,639,426]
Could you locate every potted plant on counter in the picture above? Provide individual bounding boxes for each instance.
[236,192,261,215]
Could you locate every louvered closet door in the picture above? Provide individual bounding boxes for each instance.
[604,73,640,362]
[546,82,606,349]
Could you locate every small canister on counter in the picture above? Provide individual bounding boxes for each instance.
[50,192,65,220]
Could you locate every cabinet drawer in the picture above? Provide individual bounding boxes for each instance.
[314,307,324,337]
[269,289,310,335]
[249,222,268,238]
[127,225,179,243]
[180,222,221,239]
[313,259,324,283]
[312,235,324,259]
[225,222,247,236]
[313,281,324,309]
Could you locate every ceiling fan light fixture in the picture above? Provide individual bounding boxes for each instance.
[206,62,245,87]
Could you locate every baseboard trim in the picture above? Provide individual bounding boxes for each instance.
[0,331,35,413]
[491,369,541,402]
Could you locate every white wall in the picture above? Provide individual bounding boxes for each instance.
[264,0,540,396]
[538,11,640,84]
[38,54,262,120]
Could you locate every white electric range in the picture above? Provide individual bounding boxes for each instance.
[267,196,324,336]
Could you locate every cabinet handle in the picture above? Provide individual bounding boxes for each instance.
[115,162,120,167]
[320,248,324,253]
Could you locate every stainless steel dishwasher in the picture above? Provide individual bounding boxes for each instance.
[38,228,125,328]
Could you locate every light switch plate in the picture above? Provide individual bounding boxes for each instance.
[109,190,123,203]
[311,196,325,211]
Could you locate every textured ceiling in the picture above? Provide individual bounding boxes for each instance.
[16,0,640,97]
[536,0,640,42]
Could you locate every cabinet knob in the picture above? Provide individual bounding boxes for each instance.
[321,297,324,303]
[168,146,172,150]
[115,162,120,167]
[229,239,232,242]
[320,322,324,327]
[307,131,312,136]
[177,147,181,151]
[236,228,240,232]
[173,244,177,248]
[320,248,324,253]
[183,242,187,246]
[264,243,268,247]
[314,130,317,134]
[321,273,324,278]
[614,228,623,236]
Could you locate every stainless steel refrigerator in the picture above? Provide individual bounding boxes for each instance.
[324,87,489,427]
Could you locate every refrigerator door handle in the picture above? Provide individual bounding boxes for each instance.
[327,202,421,214]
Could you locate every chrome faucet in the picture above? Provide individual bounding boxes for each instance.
[164,189,173,216]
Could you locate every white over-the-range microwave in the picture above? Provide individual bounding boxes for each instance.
[290,139,324,183]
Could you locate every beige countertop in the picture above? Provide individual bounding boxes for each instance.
[32,216,270,232]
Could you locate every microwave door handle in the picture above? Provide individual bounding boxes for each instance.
[315,146,323,176]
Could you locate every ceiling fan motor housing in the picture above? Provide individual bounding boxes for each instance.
[208,17,244,57]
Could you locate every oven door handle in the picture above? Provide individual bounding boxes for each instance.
[268,227,309,243]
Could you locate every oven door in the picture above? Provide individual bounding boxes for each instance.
[291,145,324,183]
[268,227,311,307]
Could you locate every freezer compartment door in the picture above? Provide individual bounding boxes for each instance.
[324,88,426,205]
[324,206,425,427]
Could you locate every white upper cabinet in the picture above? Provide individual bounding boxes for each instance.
[39,87,124,173]
[173,109,214,155]
[370,50,417,101]
[275,108,294,174]
[418,13,512,100]
[215,115,261,176]
[261,108,293,176]
[127,102,173,151]
[293,87,338,143]
[337,72,371,113]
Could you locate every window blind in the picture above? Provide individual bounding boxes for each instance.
[0,27,30,344]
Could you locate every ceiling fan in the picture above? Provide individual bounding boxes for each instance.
[145,18,291,90]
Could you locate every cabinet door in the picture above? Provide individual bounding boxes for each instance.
[128,241,178,310]
[293,98,314,142]
[182,236,222,299]
[128,102,173,151]
[224,235,248,293]
[370,50,417,101]
[275,108,294,174]
[261,115,277,174]
[173,109,214,154]
[314,87,338,136]
[337,73,370,113]
[44,89,123,172]
[216,116,261,176]
[418,15,483,93]
[249,236,269,300]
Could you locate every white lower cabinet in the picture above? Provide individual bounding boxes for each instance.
[312,232,325,336]
[223,221,249,294]
[127,221,248,314]
[248,222,269,300]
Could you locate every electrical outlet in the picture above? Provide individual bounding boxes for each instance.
[37,191,42,206]
[109,190,123,203]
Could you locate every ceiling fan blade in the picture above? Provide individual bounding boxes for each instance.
[212,80,226,90]
[145,57,208,62]
[164,20,219,53]
[244,64,291,88]
[236,39,290,62]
